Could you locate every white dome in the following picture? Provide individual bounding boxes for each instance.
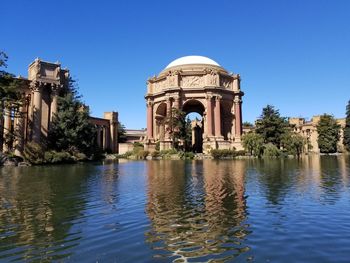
[165,55,220,69]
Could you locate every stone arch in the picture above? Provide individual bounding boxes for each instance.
[182,99,205,153]
[182,99,205,115]
[155,102,167,141]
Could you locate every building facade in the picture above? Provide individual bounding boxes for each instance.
[0,58,118,155]
[144,56,244,153]
[289,116,346,153]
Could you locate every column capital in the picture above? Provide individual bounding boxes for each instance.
[146,98,154,107]
[206,94,213,100]
[234,95,242,104]
[215,95,222,101]
[30,81,43,92]
[51,83,60,95]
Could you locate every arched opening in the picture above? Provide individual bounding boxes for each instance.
[155,103,167,141]
[182,100,205,153]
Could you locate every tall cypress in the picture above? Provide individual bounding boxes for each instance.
[344,100,350,151]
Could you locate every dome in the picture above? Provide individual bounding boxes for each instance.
[165,55,220,69]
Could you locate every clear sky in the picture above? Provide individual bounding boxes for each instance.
[2,0,350,128]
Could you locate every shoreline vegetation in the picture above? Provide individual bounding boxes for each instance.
[1,144,348,167]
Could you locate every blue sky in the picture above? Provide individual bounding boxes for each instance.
[2,0,350,128]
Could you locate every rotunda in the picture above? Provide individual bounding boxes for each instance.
[145,55,244,153]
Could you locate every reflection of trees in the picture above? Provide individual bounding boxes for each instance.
[0,165,96,261]
[253,158,298,205]
[319,156,342,204]
[145,160,250,262]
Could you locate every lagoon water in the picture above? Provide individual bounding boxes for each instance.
[0,156,350,262]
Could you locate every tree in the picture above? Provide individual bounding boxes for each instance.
[344,100,350,151]
[164,108,191,150]
[118,121,127,143]
[316,114,341,153]
[242,121,254,127]
[242,132,264,157]
[0,51,23,152]
[255,105,289,147]
[0,51,21,104]
[281,131,305,157]
[48,78,96,155]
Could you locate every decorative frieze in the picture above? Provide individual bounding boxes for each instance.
[181,75,203,88]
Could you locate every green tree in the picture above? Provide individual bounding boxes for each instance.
[242,121,254,127]
[316,114,341,153]
[0,51,23,151]
[255,105,288,147]
[48,78,96,155]
[164,108,191,150]
[344,100,350,151]
[118,121,127,143]
[242,132,264,157]
[281,131,305,157]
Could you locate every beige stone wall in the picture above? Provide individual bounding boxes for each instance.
[289,116,345,153]
[118,143,134,155]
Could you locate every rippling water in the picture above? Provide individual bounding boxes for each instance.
[0,156,349,262]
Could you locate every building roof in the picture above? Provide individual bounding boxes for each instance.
[165,55,220,69]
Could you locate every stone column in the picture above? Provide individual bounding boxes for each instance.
[50,84,59,122]
[97,126,101,148]
[146,99,153,140]
[234,95,242,137]
[2,107,11,152]
[31,81,43,143]
[173,95,180,110]
[165,98,172,140]
[102,126,106,150]
[206,95,213,137]
[214,96,222,137]
[14,103,25,156]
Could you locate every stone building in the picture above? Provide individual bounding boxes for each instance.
[289,116,346,153]
[144,56,244,153]
[0,58,118,155]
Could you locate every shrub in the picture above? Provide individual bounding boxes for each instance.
[159,148,178,159]
[73,152,87,161]
[236,150,246,156]
[44,151,74,164]
[151,151,160,158]
[177,151,195,160]
[211,149,237,159]
[136,150,149,160]
[23,142,45,164]
[263,143,280,158]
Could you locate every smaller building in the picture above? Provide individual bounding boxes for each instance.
[289,116,346,153]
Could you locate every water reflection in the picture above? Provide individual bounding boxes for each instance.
[145,160,250,262]
[0,165,96,262]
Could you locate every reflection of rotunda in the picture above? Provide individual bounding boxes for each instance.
[145,56,244,153]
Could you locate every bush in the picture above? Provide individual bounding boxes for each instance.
[211,149,237,159]
[263,143,281,158]
[44,151,74,164]
[178,151,195,160]
[236,150,247,156]
[23,142,45,164]
[136,150,149,160]
[151,151,160,158]
[73,152,88,161]
[159,148,178,159]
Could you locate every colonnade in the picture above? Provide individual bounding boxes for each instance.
[145,93,242,144]
[1,81,61,155]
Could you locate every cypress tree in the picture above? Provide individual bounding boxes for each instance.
[344,100,350,151]
[316,114,341,153]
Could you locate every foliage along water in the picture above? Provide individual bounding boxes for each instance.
[0,156,349,262]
